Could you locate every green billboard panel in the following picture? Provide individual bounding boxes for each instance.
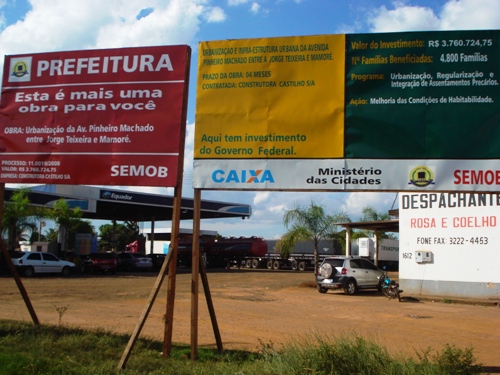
[345,30,500,159]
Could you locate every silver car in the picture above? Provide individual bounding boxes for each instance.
[316,256,383,295]
[11,252,75,277]
[117,252,153,271]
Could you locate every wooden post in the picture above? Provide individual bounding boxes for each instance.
[162,187,181,357]
[190,189,201,359]
[199,254,223,352]
[117,250,172,369]
[162,46,191,358]
[0,183,40,327]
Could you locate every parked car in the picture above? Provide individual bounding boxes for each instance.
[11,252,75,277]
[0,250,25,275]
[147,253,167,270]
[117,252,153,271]
[81,252,118,274]
[316,256,383,295]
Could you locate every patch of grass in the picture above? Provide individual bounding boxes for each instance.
[0,319,483,375]
[441,298,453,304]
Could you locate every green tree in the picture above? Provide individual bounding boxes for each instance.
[356,206,391,238]
[45,228,59,243]
[280,201,349,274]
[2,189,45,251]
[98,221,143,252]
[48,199,93,254]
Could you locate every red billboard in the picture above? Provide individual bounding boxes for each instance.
[0,45,190,187]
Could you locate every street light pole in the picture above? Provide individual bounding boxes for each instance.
[38,221,45,242]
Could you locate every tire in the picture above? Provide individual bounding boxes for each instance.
[317,284,328,293]
[251,259,259,269]
[272,260,280,270]
[61,267,71,277]
[383,287,392,299]
[298,262,306,272]
[343,279,357,295]
[291,260,298,271]
[319,263,333,279]
[383,286,397,299]
[266,260,273,269]
[24,267,34,277]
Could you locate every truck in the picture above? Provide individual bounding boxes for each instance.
[237,239,339,271]
[173,237,340,271]
[350,237,399,271]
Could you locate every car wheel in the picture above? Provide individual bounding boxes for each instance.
[62,267,71,277]
[24,267,34,277]
[272,260,280,270]
[317,284,328,293]
[291,260,298,270]
[266,260,273,269]
[298,262,306,271]
[343,279,357,295]
[251,259,259,268]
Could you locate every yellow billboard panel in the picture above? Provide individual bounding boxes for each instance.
[195,34,345,159]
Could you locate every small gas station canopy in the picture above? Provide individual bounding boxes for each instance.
[337,219,399,233]
[4,185,252,222]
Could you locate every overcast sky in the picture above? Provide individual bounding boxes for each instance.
[2,0,500,238]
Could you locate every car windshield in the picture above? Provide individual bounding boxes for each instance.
[324,259,344,267]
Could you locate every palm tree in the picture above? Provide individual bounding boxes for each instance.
[2,189,44,251]
[48,199,84,255]
[280,201,349,274]
[359,206,390,237]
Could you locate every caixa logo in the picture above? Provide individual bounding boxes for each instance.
[212,169,275,183]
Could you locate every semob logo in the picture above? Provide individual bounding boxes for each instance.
[111,165,168,177]
[9,57,32,82]
[212,169,275,183]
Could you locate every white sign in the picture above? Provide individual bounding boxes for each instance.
[399,192,500,284]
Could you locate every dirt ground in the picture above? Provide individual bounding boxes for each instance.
[1,268,499,369]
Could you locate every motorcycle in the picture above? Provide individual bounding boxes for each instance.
[379,269,403,302]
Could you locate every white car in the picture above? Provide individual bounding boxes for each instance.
[11,252,75,277]
[316,256,383,295]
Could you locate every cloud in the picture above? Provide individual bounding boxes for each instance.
[440,0,500,30]
[250,2,260,14]
[203,6,226,22]
[228,0,249,5]
[369,3,441,31]
[0,0,209,56]
[253,191,270,205]
[341,193,398,221]
[368,0,500,32]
